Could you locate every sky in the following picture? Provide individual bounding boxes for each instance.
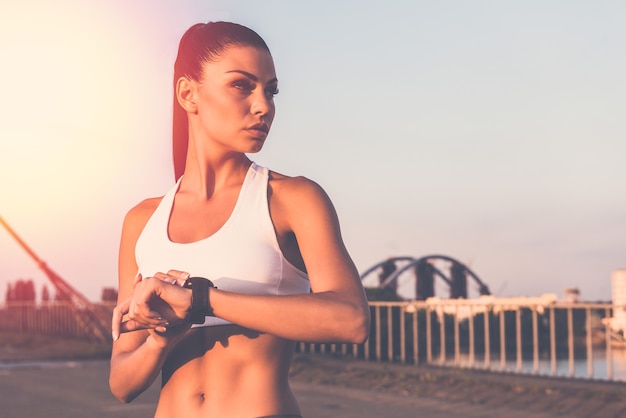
[0,0,624,303]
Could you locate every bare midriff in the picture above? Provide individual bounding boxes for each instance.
[154,325,300,418]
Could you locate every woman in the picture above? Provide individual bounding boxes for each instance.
[109,21,370,418]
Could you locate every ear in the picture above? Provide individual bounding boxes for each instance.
[176,76,198,113]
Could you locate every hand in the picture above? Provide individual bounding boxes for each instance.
[111,271,193,341]
[153,269,190,287]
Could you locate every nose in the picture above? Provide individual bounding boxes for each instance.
[250,90,274,118]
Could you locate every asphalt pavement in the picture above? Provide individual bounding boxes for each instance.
[0,359,565,418]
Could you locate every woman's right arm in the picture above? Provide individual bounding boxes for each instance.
[109,200,182,403]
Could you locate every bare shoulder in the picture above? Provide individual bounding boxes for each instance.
[267,170,340,237]
[123,197,162,231]
[268,170,332,208]
[119,196,164,248]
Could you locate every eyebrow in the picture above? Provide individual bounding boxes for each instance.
[225,70,278,84]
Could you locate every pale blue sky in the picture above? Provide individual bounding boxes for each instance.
[1,0,624,302]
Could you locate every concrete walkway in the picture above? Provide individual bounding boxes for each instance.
[0,359,566,418]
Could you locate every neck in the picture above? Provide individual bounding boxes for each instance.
[179,148,252,200]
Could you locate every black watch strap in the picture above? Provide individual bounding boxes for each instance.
[183,277,216,324]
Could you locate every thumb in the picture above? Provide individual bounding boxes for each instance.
[111,296,131,341]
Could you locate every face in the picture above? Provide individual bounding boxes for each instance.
[184,45,278,154]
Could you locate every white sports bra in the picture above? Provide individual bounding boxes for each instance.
[134,162,310,326]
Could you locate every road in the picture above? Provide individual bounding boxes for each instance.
[0,359,576,418]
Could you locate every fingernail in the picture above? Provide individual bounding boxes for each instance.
[156,326,167,333]
[112,332,119,342]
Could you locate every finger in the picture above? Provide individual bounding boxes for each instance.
[120,319,150,333]
[133,272,143,286]
[111,297,131,341]
[166,270,190,281]
[154,271,189,287]
[127,308,169,330]
[154,272,179,286]
[113,273,143,341]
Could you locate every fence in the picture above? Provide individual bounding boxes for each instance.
[0,301,114,340]
[3,299,625,381]
[297,299,626,382]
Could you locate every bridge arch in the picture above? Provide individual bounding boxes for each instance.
[360,255,491,300]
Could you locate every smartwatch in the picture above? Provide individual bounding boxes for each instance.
[182,277,216,324]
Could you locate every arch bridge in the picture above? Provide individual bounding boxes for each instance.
[360,255,491,300]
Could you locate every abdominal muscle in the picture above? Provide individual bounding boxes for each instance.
[154,325,300,418]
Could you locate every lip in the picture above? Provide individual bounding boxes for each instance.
[247,123,269,133]
[245,123,270,139]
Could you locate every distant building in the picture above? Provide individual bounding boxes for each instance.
[101,287,118,303]
[611,269,626,333]
[563,287,581,303]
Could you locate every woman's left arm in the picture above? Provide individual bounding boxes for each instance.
[208,175,370,344]
[119,176,370,344]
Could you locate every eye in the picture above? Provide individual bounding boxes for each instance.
[232,80,254,93]
[266,86,279,98]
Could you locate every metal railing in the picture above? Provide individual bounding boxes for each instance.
[297,298,626,382]
[3,299,625,381]
[0,301,114,340]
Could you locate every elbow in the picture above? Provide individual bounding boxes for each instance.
[113,394,134,405]
[110,386,138,404]
[110,384,133,404]
[346,305,371,344]
[350,324,370,346]
[109,374,139,404]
